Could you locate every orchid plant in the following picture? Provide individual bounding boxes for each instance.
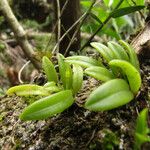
[6,40,141,120]
[66,40,141,111]
[7,54,83,120]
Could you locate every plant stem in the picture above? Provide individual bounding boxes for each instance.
[56,0,61,53]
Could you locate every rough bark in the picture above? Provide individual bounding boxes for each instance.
[131,21,150,59]
[131,2,150,59]
[54,0,81,56]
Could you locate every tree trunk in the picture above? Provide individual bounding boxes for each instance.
[54,0,81,56]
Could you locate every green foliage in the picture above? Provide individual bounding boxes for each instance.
[21,19,40,30]
[72,64,83,95]
[0,16,5,27]
[81,0,145,40]
[85,79,134,111]
[84,66,114,82]
[6,41,141,120]
[34,35,54,53]
[109,60,141,94]
[67,41,141,111]
[119,40,140,71]
[42,56,58,83]
[134,108,150,150]
[0,69,5,77]
[107,41,129,61]
[7,84,51,96]
[136,0,145,5]
[65,56,102,68]
[99,129,120,150]
[91,42,114,62]
[57,53,73,89]
[7,55,83,120]
[43,82,60,93]
[111,6,145,18]
[20,90,74,120]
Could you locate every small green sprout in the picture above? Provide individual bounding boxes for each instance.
[134,108,150,150]
[98,129,120,149]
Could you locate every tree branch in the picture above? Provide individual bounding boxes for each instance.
[0,0,41,70]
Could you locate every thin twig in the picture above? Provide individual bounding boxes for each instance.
[56,0,61,53]
[52,12,87,54]
[86,130,96,147]
[80,0,124,51]
[44,0,69,52]
[52,0,97,54]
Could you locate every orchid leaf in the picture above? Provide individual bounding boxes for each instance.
[107,41,129,61]
[91,42,114,62]
[57,53,73,89]
[65,56,102,68]
[85,79,134,111]
[134,108,150,150]
[109,60,141,94]
[85,66,114,82]
[119,40,140,71]
[44,82,61,92]
[111,6,145,18]
[72,64,83,94]
[20,90,74,120]
[42,56,58,83]
[7,84,50,96]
